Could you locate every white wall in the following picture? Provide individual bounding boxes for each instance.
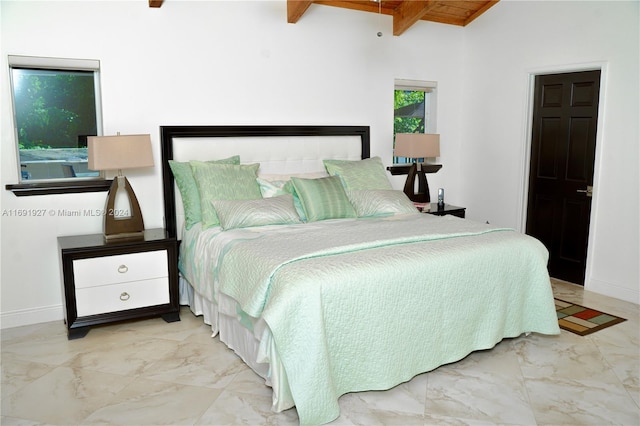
[460,0,639,303]
[1,1,637,328]
[0,0,465,327]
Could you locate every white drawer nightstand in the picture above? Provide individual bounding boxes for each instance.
[58,228,179,339]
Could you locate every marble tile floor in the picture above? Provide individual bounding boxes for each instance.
[1,279,638,425]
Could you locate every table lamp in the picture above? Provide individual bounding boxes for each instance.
[88,134,154,241]
[394,133,440,203]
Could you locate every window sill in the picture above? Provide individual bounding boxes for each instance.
[6,179,112,197]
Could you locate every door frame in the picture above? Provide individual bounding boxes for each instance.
[518,61,608,287]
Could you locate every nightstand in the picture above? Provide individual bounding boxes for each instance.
[58,228,179,339]
[425,203,466,218]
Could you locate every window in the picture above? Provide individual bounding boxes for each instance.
[9,56,103,183]
[393,79,437,163]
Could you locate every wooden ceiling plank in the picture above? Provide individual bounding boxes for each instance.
[422,15,466,27]
[441,1,488,9]
[463,1,499,26]
[148,0,163,8]
[425,3,475,26]
[285,0,498,33]
[432,3,475,16]
[288,0,314,23]
[315,1,398,16]
[392,0,438,36]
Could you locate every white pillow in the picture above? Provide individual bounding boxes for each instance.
[346,190,418,217]
[211,194,302,230]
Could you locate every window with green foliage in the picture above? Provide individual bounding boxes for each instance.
[395,90,425,134]
[9,56,103,182]
[393,80,436,163]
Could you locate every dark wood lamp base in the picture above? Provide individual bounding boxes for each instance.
[387,163,442,203]
[403,163,431,203]
[104,175,145,241]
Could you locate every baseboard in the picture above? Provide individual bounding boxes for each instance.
[1,304,64,329]
[587,278,639,305]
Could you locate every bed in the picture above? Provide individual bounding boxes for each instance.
[160,125,560,425]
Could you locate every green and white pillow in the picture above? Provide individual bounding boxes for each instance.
[290,175,356,222]
[190,161,262,228]
[323,156,393,191]
[168,155,240,229]
[346,189,418,217]
[211,194,301,230]
[257,177,291,198]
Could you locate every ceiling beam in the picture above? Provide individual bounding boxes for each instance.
[286,1,498,35]
[287,0,314,23]
[316,0,387,15]
[463,0,499,26]
[149,0,163,7]
[392,0,437,36]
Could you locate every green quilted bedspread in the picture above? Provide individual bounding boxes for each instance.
[216,214,560,425]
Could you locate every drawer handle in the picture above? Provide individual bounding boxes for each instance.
[117,265,128,274]
[120,292,130,301]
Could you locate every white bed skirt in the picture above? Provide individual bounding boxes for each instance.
[179,276,295,412]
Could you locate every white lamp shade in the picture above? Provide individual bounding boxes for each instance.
[394,133,440,159]
[88,134,154,171]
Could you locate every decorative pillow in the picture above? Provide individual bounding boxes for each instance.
[323,156,393,191]
[168,155,240,229]
[211,194,301,230]
[257,177,292,198]
[190,161,262,228]
[346,189,419,217]
[257,177,309,221]
[290,176,356,222]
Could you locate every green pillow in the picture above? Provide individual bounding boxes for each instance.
[190,161,262,228]
[168,155,240,229]
[257,177,307,221]
[346,189,419,217]
[211,194,301,230]
[290,176,356,222]
[323,156,393,191]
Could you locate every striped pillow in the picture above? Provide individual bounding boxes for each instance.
[290,176,356,222]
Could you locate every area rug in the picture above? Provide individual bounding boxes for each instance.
[555,298,626,336]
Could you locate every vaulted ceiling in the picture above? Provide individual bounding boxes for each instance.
[148,1,499,36]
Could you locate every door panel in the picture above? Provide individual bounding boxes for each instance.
[567,117,592,181]
[538,118,561,178]
[526,70,600,285]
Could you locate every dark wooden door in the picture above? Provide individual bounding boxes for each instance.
[526,70,600,285]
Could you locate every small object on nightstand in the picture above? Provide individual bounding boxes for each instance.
[426,203,466,218]
[437,188,444,208]
[58,228,180,339]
